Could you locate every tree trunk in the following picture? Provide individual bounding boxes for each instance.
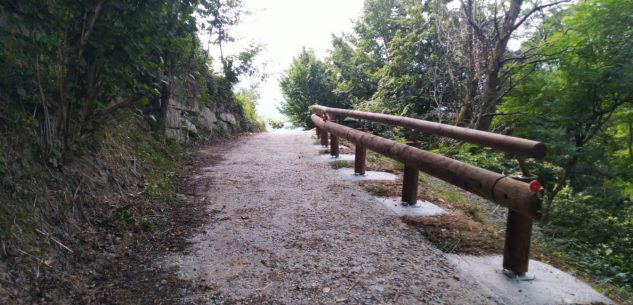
[159,56,175,133]
[474,0,524,131]
[456,0,477,126]
[457,79,478,125]
[160,73,172,123]
[475,65,501,131]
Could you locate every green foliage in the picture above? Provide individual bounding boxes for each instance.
[364,185,390,197]
[495,0,633,297]
[234,86,265,132]
[435,143,517,174]
[545,186,632,294]
[329,160,353,170]
[279,48,345,128]
[0,0,257,163]
[113,205,135,225]
[326,0,459,120]
[267,118,285,130]
[0,0,203,155]
[310,0,633,297]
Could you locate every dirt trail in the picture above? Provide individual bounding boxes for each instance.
[166,131,498,304]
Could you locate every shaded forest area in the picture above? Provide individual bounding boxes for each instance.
[280,0,632,300]
[0,0,264,303]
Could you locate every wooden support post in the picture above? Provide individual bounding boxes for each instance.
[401,141,419,205]
[320,130,329,146]
[354,128,368,175]
[502,175,537,275]
[330,132,339,158]
[316,126,321,139]
[503,210,533,275]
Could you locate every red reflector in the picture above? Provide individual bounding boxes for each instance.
[529,180,541,192]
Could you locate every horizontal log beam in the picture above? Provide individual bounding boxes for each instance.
[311,114,542,220]
[311,105,546,159]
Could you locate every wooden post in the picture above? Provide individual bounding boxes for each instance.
[503,210,533,274]
[316,126,321,139]
[330,131,339,158]
[503,175,537,275]
[320,130,328,146]
[321,113,330,147]
[401,141,419,205]
[354,128,368,175]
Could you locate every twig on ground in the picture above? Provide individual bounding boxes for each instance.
[35,229,74,253]
[448,239,462,254]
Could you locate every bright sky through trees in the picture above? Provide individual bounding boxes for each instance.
[217,0,365,119]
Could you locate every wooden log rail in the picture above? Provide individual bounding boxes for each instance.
[310,106,546,277]
[311,105,546,159]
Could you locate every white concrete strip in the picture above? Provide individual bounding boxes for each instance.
[335,168,397,181]
[317,154,356,162]
[376,197,446,217]
[448,255,614,305]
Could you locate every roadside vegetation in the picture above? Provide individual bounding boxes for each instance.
[0,1,264,303]
[291,0,632,301]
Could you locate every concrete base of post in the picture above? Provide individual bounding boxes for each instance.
[502,269,536,281]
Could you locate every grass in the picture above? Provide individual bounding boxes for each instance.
[365,185,391,197]
[330,160,353,169]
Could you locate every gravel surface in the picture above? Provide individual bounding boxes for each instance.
[166,131,499,305]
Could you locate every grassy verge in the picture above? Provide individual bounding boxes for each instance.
[0,112,214,304]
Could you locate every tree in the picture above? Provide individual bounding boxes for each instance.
[0,0,255,164]
[328,0,455,119]
[371,0,454,119]
[198,0,245,62]
[496,2,633,283]
[499,0,633,216]
[461,0,570,131]
[0,1,199,160]
[328,35,377,108]
[279,49,342,128]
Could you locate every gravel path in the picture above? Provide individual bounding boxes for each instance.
[166,131,498,305]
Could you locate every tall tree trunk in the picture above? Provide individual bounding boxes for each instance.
[456,0,477,125]
[457,79,477,125]
[474,0,523,131]
[158,53,176,135]
[475,64,501,131]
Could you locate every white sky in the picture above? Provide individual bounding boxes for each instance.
[213,0,365,120]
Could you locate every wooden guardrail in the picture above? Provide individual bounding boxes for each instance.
[311,105,546,278]
[312,105,546,159]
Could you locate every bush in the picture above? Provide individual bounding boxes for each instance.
[544,186,632,295]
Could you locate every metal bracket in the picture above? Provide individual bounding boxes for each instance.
[516,156,531,177]
[502,269,536,281]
